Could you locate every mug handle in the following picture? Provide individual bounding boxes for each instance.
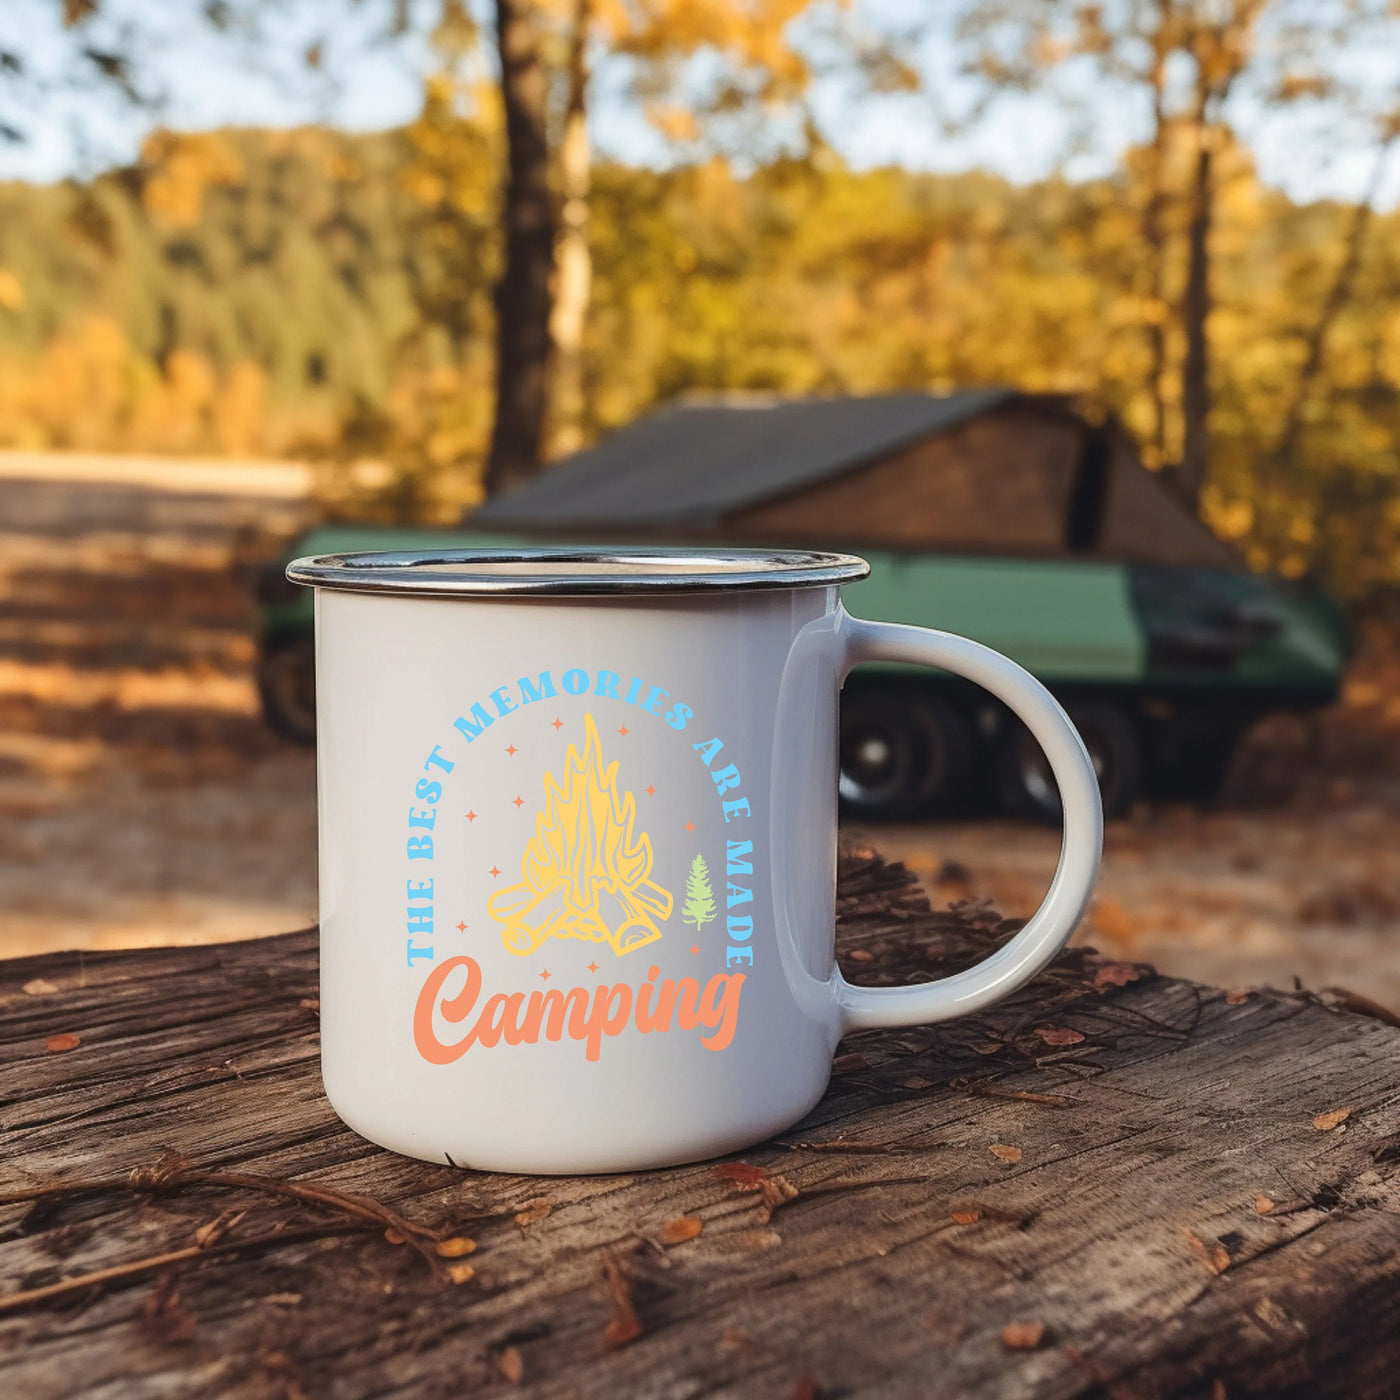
[830,613,1103,1034]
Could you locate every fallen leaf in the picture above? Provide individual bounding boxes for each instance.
[989,1144,1022,1164]
[1001,1320,1045,1350]
[973,1041,1005,1056]
[1225,989,1250,1005]
[1092,962,1142,988]
[831,1053,870,1075]
[383,1227,407,1245]
[951,1209,982,1225]
[298,998,320,1011]
[45,1033,80,1053]
[494,1345,524,1384]
[1254,1195,1276,1215]
[1313,1108,1351,1131]
[602,1254,642,1348]
[1034,1026,1085,1046]
[1185,1230,1229,1276]
[655,1215,703,1246]
[902,1076,933,1089]
[714,1162,772,1189]
[434,1236,476,1258]
[22,978,58,996]
[846,948,875,963]
[445,1261,475,1285]
[513,1197,553,1226]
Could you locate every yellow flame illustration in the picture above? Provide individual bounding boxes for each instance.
[487,713,673,957]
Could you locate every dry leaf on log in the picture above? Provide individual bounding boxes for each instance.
[514,1198,553,1226]
[655,1216,703,1246]
[1092,962,1142,988]
[434,1236,476,1258]
[989,1144,1023,1164]
[602,1254,642,1348]
[1254,1195,1276,1215]
[493,1345,524,1384]
[1001,1320,1045,1350]
[445,1261,475,1285]
[1225,990,1251,1005]
[1313,1108,1351,1131]
[951,1209,981,1225]
[1034,1026,1085,1046]
[1185,1230,1230,1275]
[22,979,58,996]
[45,1033,81,1053]
[713,1163,799,1220]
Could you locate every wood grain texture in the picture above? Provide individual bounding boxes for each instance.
[2,848,1398,1400]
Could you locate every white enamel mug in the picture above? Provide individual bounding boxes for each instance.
[287,547,1102,1174]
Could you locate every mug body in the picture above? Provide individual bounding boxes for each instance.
[310,564,850,1173]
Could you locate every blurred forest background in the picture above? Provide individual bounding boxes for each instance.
[3,1,1400,998]
[2,0,1400,602]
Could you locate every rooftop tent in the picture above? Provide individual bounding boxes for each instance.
[471,390,1238,568]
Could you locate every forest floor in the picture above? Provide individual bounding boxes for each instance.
[3,454,1399,1012]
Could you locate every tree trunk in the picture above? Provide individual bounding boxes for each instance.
[485,0,555,497]
[1177,100,1213,509]
[548,0,593,460]
[1141,4,1172,468]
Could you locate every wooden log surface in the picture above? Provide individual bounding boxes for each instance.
[1,847,1398,1400]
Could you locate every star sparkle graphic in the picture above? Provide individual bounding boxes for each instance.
[456,920,467,933]
[551,717,564,729]
[505,743,519,757]
[489,865,501,878]
[539,968,551,981]
[465,809,477,822]
[512,795,525,808]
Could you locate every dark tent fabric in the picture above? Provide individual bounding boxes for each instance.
[471,388,1236,568]
[472,389,1014,529]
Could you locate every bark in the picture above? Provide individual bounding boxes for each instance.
[1177,101,1213,509]
[1140,4,1172,467]
[548,0,593,460]
[485,0,555,497]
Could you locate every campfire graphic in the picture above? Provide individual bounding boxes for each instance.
[487,713,674,957]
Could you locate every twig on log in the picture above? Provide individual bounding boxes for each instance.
[0,1222,362,1316]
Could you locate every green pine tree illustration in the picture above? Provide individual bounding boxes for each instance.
[681,853,717,929]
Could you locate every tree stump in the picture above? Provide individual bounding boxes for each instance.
[2,847,1398,1398]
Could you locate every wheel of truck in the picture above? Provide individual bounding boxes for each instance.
[1153,733,1241,802]
[257,637,317,746]
[839,692,974,820]
[994,700,1142,822]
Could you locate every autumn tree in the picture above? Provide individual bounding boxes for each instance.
[954,0,1385,508]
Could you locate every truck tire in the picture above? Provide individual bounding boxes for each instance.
[257,637,317,746]
[839,691,974,821]
[994,699,1142,822]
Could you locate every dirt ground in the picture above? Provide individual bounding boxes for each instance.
[4,455,1400,1011]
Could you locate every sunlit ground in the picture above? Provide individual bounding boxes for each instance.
[3,454,1399,1011]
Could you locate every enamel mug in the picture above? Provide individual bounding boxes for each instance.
[287,547,1102,1174]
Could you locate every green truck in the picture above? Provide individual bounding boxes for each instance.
[257,391,1351,820]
